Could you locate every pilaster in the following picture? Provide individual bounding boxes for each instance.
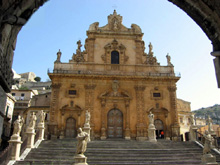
[50,83,61,136]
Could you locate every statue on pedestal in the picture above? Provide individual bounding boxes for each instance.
[39,110,46,124]
[190,114,195,126]
[203,130,213,155]
[76,128,89,155]
[207,115,214,133]
[148,111,154,125]
[28,112,37,129]
[12,115,24,136]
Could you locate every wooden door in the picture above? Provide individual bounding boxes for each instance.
[65,118,76,138]
[107,109,123,138]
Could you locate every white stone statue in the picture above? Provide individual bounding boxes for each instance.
[148,111,154,125]
[76,128,89,155]
[190,114,195,126]
[85,110,90,125]
[39,110,46,124]
[12,115,24,136]
[28,112,37,129]
[203,130,213,155]
[207,115,214,133]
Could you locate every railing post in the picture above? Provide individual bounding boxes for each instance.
[8,134,22,160]
[26,127,36,148]
[37,122,45,140]
[26,112,37,148]
[190,125,197,141]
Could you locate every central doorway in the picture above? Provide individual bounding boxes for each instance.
[65,117,76,138]
[107,109,123,138]
[154,119,164,139]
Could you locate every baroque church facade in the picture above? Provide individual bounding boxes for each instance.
[48,10,186,140]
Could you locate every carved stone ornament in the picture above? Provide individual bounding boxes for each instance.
[144,42,160,66]
[72,40,85,62]
[89,22,99,31]
[108,10,122,31]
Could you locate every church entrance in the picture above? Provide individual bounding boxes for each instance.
[107,109,123,138]
[65,117,76,138]
[154,119,164,139]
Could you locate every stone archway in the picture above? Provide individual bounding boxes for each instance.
[107,109,123,138]
[65,117,76,138]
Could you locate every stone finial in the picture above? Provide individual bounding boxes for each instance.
[144,42,160,66]
[72,40,85,63]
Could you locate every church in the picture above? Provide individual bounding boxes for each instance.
[48,10,191,140]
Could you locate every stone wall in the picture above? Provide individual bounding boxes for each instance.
[0,86,7,141]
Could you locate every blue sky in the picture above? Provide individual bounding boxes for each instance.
[13,0,219,110]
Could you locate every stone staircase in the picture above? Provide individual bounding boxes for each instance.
[14,139,220,165]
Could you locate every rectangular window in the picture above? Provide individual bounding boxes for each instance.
[12,93,15,96]
[69,90,77,95]
[21,93,25,97]
[153,93,161,97]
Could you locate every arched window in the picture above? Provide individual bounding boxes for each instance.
[111,51,119,64]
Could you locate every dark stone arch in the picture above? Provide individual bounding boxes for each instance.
[168,0,220,51]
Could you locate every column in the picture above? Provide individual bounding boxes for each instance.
[135,40,144,65]
[100,99,107,140]
[49,83,61,138]
[59,109,65,139]
[84,84,96,140]
[168,85,180,141]
[125,100,131,140]
[134,85,147,141]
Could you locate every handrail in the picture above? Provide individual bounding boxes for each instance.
[195,130,220,150]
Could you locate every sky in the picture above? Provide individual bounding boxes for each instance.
[12,0,220,110]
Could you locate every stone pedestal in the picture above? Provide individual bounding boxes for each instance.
[37,123,45,140]
[26,128,36,148]
[125,128,131,140]
[83,126,91,142]
[171,124,180,141]
[148,124,157,142]
[201,154,218,165]
[74,154,88,165]
[189,125,197,141]
[100,127,106,140]
[8,134,23,160]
